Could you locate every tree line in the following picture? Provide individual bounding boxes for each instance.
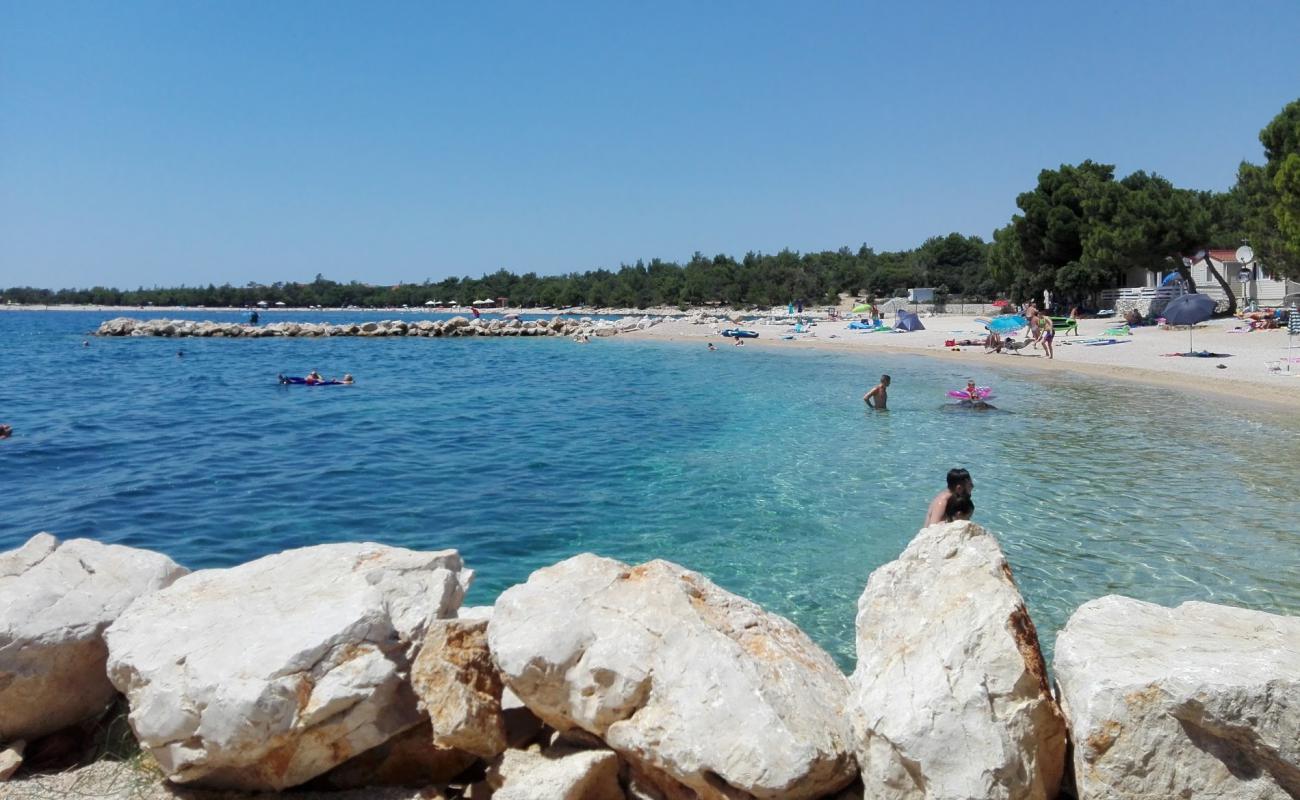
[6,100,1298,311]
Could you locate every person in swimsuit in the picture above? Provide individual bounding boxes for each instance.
[707,342,717,351]
[341,374,355,384]
[306,370,324,385]
[964,379,980,400]
[1039,315,1055,359]
[925,468,973,526]
[863,374,890,410]
[0,424,12,439]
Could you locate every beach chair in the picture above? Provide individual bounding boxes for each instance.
[1049,316,1078,336]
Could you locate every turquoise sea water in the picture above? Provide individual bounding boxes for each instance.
[2,310,1298,668]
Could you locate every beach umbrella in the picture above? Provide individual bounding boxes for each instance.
[991,299,1010,307]
[257,300,269,307]
[895,310,925,331]
[1162,293,1216,353]
[986,314,1028,334]
[852,303,870,314]
[424,300,436,306]
[274,301,286,307]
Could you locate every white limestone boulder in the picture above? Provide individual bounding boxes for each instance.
[104,542,472,791]
[847,521,1066,800]
[489,553,856,800]
[1055,595,1300,800]
[487,744,625,800]
[0,533,187,743]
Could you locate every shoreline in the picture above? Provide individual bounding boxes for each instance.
[9,304,1299,412]
[618,318,1300,413]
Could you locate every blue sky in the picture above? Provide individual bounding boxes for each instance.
[3,1,1299,289]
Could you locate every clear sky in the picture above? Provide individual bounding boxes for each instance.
[3,1,1299,289]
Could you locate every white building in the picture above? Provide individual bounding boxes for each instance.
[1107,249,1299,310]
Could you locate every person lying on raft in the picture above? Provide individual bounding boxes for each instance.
[305,369,325,385]
[341,374,354,384]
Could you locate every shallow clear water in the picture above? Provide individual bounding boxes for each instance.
[2,310,1298,669]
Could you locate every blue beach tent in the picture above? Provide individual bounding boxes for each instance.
[895,310,925,332]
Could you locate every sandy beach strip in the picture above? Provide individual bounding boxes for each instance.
[619,314,1300,411]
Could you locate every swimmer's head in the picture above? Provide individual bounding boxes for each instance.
[881,374,891,385]
[947,467,973,493]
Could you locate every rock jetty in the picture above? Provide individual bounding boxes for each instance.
[93,315,664,339]
[0,523,1296,800]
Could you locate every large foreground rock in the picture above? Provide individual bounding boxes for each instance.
[0,533,187,742]
[848,521,1066,800]
[489,553,856,800]
[1055,596,1300,800]
[105,542,472,791]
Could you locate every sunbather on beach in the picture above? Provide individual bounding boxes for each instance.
[863,374,890,410]
[984,332,1003,353]
[925,468,973,526]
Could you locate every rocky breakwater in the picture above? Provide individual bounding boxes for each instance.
[93,315,664,339]
[2,525,1297,799]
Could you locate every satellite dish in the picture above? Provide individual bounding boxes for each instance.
[1236,245,1255,264]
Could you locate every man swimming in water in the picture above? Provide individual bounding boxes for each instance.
[925,468,973,526]
[863,374,890,410]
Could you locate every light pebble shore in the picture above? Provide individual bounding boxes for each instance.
[619,313,1300,411]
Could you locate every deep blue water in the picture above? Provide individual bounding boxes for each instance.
[2,309,1298,669]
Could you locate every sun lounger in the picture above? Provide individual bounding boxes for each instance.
[1049,316,1078,335]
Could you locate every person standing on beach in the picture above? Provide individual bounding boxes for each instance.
[1039,315,1055,359]
[925,468,973,526]
[863,374,890,410]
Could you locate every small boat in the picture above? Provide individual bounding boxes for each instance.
[721,329,759,339]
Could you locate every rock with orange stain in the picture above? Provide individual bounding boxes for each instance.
[488,553,856,800]
[1055,595,1300,800]
[0,533,187,743]
[847,521,1066,800]
[411,617,508,758]
[104,542,472,791]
